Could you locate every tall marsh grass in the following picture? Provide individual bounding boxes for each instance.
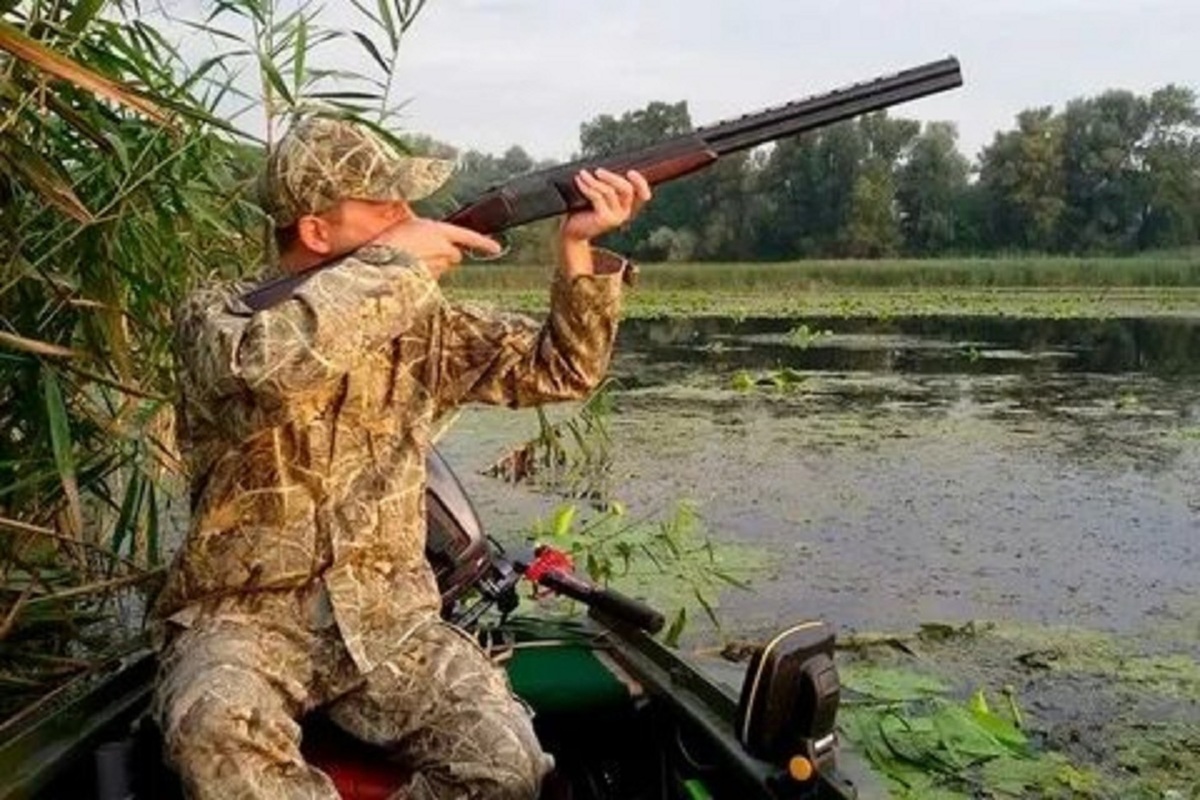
[443,253,1200,292]
[0,0,428,728]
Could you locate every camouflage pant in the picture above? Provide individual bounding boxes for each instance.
[154,606,550,800]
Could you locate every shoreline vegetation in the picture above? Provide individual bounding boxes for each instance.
[442,252,1200,319]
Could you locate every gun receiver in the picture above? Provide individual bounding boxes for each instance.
[241,57,962,312]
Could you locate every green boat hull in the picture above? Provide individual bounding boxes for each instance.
[0,615,871,800]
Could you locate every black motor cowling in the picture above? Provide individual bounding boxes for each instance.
[424,448,494,611]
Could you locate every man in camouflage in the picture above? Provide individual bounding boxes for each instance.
[153,116,651,799]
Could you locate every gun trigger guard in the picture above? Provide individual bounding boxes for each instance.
[466,232,510,262]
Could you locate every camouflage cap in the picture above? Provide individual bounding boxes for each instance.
[258,116,455,228]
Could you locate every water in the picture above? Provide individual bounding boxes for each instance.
[440,315,1200,639]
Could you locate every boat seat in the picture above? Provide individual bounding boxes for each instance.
[298,641,638,800]
[505,640,642,716]
[300,715,412,800]
[300,716,576,800]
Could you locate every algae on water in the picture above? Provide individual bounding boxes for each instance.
[836,621,1200,799]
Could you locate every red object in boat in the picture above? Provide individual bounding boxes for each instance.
[524,546,575,588]
[301,721,410,800]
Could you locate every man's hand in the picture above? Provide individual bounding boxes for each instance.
[561,169,652,243]
[372,218,502,280]
[559,169,652,278]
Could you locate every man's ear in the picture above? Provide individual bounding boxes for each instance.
[296,214,333,255]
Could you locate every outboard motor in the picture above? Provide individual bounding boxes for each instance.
[423,448,662,634]
[423,448,495,610]
[735,621,843,788]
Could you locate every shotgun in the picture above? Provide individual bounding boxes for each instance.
[242,57,962,311]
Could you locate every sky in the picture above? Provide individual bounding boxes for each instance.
[171,0,1199,163]
[376,0,1198,163]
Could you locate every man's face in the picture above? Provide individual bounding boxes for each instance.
[318,198,412,256]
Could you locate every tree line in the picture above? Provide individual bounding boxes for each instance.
[436,85,1200,262]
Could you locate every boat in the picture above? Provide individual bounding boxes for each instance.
[0,450,863,799]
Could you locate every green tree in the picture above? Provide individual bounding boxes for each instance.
[859,112,920,165]
[751,113,917,258]
[840,113,917,257]
[441,146,561,262]
[981,86,1200,254]
[1059,90,1150,252]
[751,122,863,257]
[897,122,972,255]
[579,101,692,155]
[449,145,539,200]
[688,153,754,260]
[843,161,901,258]
[1137,85,1200,249]
[978,107,1067,251]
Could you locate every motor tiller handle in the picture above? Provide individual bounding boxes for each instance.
[514,546,666,634]
[535,569,666,635]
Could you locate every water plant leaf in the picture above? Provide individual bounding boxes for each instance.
[931,703,1024,763]
[967,702,1027,752]
[692,587,719,629]
[374,0,398,48]
[730,370,754,391]
[145,480,160,566]
[551,504,576,540]
[842,666,949,702]
[967,687,989,715]
[836,660,1101,798]
[664,607,686,648]
[292,15,308,92]
[710,568,751,590]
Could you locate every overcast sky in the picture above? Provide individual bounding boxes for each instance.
[169,0,1198,162]
[363,0,1196,163]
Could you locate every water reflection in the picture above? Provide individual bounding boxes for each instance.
[617,315,1200,376]
[612,315,1200,428]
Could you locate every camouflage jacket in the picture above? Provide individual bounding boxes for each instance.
[155,245,629,672]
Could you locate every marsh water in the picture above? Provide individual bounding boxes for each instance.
[440,314,1200,643]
